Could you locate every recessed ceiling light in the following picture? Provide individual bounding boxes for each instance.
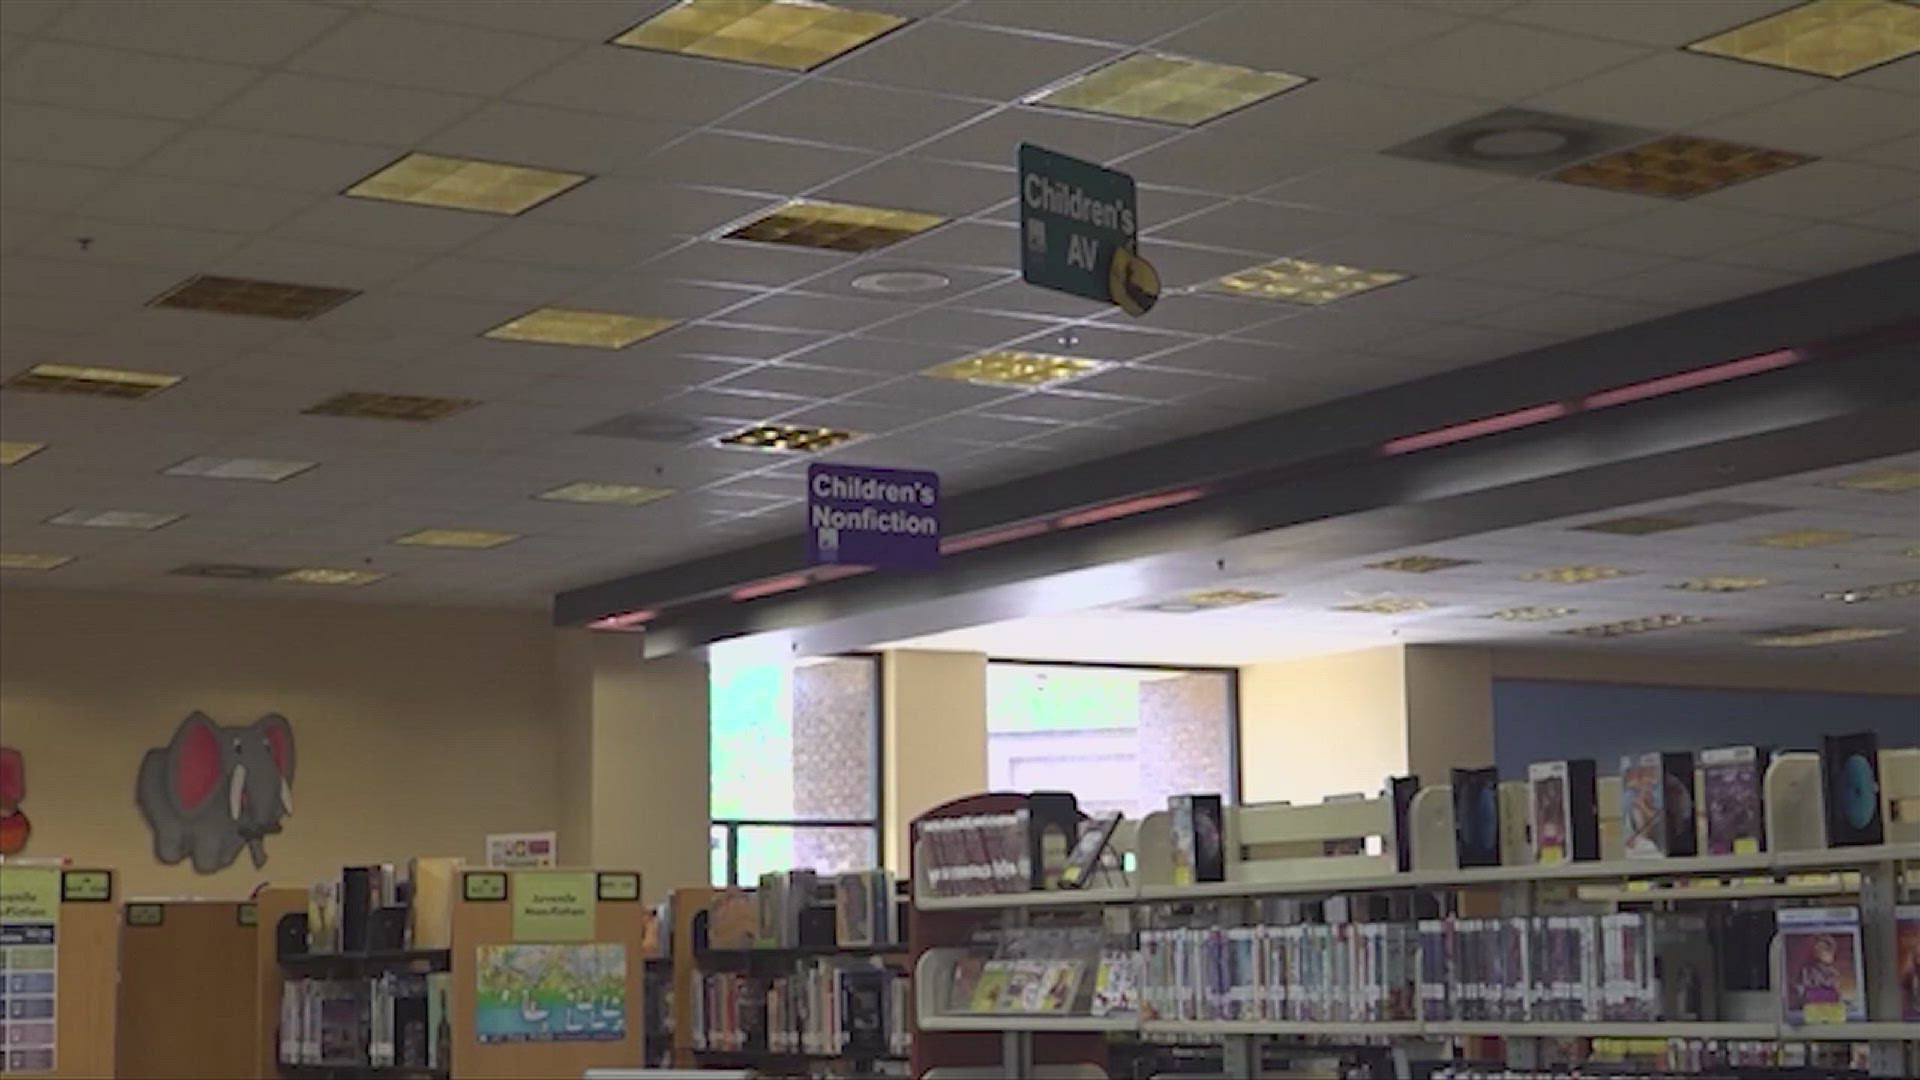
[170,563,291,581]
[151,274,360,320]
[1207,258,1407,305]
[1368,555,1479,573]
[1028,52,1307,126]
[1385,108,1659,178]
[1522,564,1636,584]
[1140,588,1278,613]
[1687,0,1920,77]
[393,529,521,549]
[48,508,181,530]
[1752,625,1906,647]
[1671,575,1774,593]
[0,553,72,571]
[723,199,944,253]
[1747,527,1862,549]
[1826,466,1920,493]
[613,0,907,71]
[924,350,1106,389]
[850,269,951,295]
[0,441,45,466]
[483,308,678,349]
[1562,613,1710,638]
[717,422,856,454]
[279,568,387,586]
[303,391,478,422]
[346,153,588,216]
[5,364,181,400]
[1485,605,1577,622]
[163,456,317,482]
[1552,135,1813,199]
[1336,595,1432,614]
[537,482,676,506]
[1821,578,1920,603]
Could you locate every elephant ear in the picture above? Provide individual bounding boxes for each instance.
[255,713,294,783]
[168,712,225,815]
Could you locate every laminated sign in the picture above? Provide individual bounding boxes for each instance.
[1019,142,1159,316]
[807,463,939,570]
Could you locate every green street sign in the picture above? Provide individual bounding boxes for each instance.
[1019,143,1159,316]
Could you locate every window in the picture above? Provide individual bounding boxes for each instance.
[986,662,1237,817]
[709,653,881,886]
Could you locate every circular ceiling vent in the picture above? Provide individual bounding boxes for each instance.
[850,269,951,295]
[1452,124,1588,162]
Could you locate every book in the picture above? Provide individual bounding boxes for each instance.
[1029,790,1081,889]
[1897,905,1920,1022]
[1528,760,1598,864]
[1660,751,1699,857]
[1701,745,1770,855]
[1058,811,1121,889]
[307,881,340,954]
[1451,767,1502,868]
[1169,793,1226,885]
[969,962,1010,1012]
[707,889,757,949]
[1821,731,1885,847]
[1778,906,1867,1024]
[834,871,875,946]
[407,857,460,950]
[1388,775,1420,873]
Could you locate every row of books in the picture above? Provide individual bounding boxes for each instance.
[1436,1039,1877,1080]
[919,809,1035,896]
[1418,913,1715,1023]
[278,973,452,1069]
[750,869,902,949]
[305,857,461,954]
[688,960,909,1057]
[1140,924,1420,1024]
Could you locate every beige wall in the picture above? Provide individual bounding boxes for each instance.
[1484,646,1920,695]
[1238,647,1409,805]
[881,649,987,872]
[0,588,561,898]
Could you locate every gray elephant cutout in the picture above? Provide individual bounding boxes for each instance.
[135,712,295,873]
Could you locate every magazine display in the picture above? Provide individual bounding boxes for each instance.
[1058,811,1122,889]
[919,808,1034,896]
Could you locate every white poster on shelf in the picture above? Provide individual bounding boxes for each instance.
[486,831,557,869]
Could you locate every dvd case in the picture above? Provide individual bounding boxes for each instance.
[1451,767,1502,868]
[1528,759,1598,864]
[1821,731,1885,847]
[1778,906,1867,1024]
[1700,745,1770,855]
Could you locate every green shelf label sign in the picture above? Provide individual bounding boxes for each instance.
[1019,143,1159,316]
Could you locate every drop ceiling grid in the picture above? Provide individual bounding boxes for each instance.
[1,0,1916,601]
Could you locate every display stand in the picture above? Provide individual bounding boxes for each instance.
[0,866,117,1079]
[253,887,308,1080]
[118,898,262,1079]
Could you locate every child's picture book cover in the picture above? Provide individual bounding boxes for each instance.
[1619,753,1665,858]
[1778,907,1867,1024]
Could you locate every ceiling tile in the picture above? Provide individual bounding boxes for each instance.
[0,102,182,169]
[844,374,1020,411]
[507,46,789,126]
[1451,241,1672,291]
[1148,200,1363,256]
[1501,0,1800,46]
[531,179,769,233]
[714,363,876,399]
[949,0,1221,45]
[878,219,1018,268]
[1848,53,1920,93]
[1697,160,1917,218]
[1847,133,1920,171]
[18,218,247,269]
[783,334,972,375]
[1324,274,1543,321]
[458,219,680,272]
[1065,364,1237,402]
[906,411,1062,445]
[982,390,1141,423]
[45,0,346,65]
[1525,50,1823,129]
[211,71,484,145]
[1210,79,1494,153]
[1366,321,1561,366]
[827,21,1116,100]
[818,157,1011,218]
[1422,180,1651,237]
[635,132,879,195]
[1118,133,1344,197]
[1144,337,1318,380]
[1472,293,1669,336]
[0,161,116,213]
[136,127,402,194]
[1105,293,1289,337]
[559,277,758,321]
[869,307,1058,348]
[387,256,602,305]
[1349,21,1649,99]
[1262,154,1515,215]
[270,198,503,253]
[1691,84,1920,158]
[1247,307,1442,353]
[640,240,843,288]
[644,322,831,361]
[961,276,1117,319]
[777,399,926,435]
[0,1,67,36]
[1844,198,1920,236]
[721,291,911,334]
[1298,220,1528,273]
[1711,222,1918,275]
[213,237,429,290]
[720,78,988,153]
[1,40,258,120]
[1579,260,1804,306]
[72,174,317,232]
[367,0,655,40]
[1155,1,1464,75]
[1569,202,1804,257]
[421,102,688,178]
[288,11,578,95]
[1006,324,1195,363]
[915,105,1172,169]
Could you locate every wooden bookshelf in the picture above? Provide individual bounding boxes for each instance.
[118,899,261,1079]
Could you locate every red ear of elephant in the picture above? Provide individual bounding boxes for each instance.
[264,721,292,778]
[174,716,222,813]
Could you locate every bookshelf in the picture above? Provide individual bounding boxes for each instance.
[118,898,262,1079]
[0,867,119,1080]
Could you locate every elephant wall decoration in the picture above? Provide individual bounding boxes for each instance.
[135,712,295,873]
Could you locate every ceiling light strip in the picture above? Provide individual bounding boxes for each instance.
[940,520,1054,555]
[1382,403,1568,456]
[587,610,655,631]
[1584,349,1800,409]
[1055,487,1208,529]
[730,573,813,601]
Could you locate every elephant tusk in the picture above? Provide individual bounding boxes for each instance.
[279,776,294,818]
[230,764,247,822]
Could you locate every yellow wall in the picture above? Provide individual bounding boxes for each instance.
[1484,646,1920,695]
[0,588,561,898]
[1238,647,1409,805]
[881,649,987,872]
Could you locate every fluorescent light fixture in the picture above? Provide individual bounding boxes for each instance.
[1522,564,1636,584]
[0,552,72,571]
[924,350,1105,389]
[1562,613,1710,638]
[1054,487,1208,529]
[346,153,588,215]
[0,441,45,465]
[723,199,944,252]
[1368,555,1478,573]
[1584,349,1799,409]
[151,274,359,320]
[6,364,180,400]
[1382,403,1569,456]
[1140,588,1278,613]
[303,391,478,422]
[1826,466,1920,493]
[1822,579,1920,603]
[484,308,678,349]
[164,456,316,482]
[1028,51,1307,126]
[1752,625,1906,647]
[279,568,386,586]
[587,610,655,631]
[1671,575,1773,593]
[1208,257,1407,304]
[394,529,520,549]
[1747,527,1861,549]
[1553,135,1812,199]
[537,482,675,506]
[1336,595,1432,614]
[1687,0,1920,78]
[48,508,180,530]
[1485,605,1577,622]
[613,0,907,71]
[716,422,856,453]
